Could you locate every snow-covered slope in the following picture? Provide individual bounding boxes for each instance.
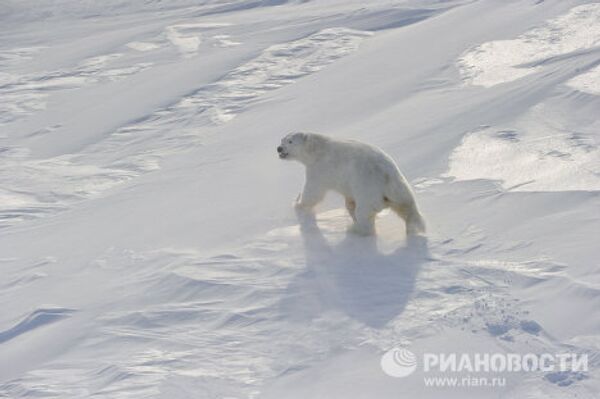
[0,0,598,398]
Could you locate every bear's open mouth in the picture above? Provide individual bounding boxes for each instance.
[279,152,288,159]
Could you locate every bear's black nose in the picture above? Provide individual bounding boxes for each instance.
[277,146,283,153]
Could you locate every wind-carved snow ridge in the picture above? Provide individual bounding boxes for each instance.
[91,28,371,164]
[94,27,371,166]
[458,3,600,87]
[165,22,233,57]
[178,27,372,123]
[450,4,600,192]
[0,47,44,67]
[0,52,152,125]
[567,64,600,95]
[0,307,75,344]
[445,101,600,192]
[126,22,236,57]
[0,28,371,228]
[0,147,137,228]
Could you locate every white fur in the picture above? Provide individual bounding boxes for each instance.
[278,132,426,236]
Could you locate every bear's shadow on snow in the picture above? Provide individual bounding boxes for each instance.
[280,209,428,328]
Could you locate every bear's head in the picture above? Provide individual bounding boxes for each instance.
[277,132,308,161]
[278,132,326,164]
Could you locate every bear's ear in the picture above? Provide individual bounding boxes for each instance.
[294,132,308,142]
[303,133,318,154]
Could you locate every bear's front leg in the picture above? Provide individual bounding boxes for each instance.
[295,179,325,210]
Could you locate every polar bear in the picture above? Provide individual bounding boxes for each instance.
[278,132,425,236]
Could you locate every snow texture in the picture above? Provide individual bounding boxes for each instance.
[0,0,599,398]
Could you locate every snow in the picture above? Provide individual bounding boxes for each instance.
[0,0,599,398]
[568,64,600,94]
[458,3,600,88]
[445,103,600,192]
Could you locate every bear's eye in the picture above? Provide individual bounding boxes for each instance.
[288,140,292,144]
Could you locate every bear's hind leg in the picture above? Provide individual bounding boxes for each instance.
[345,197,356,221]
[391,201,425,235]
[349,204,376,236]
